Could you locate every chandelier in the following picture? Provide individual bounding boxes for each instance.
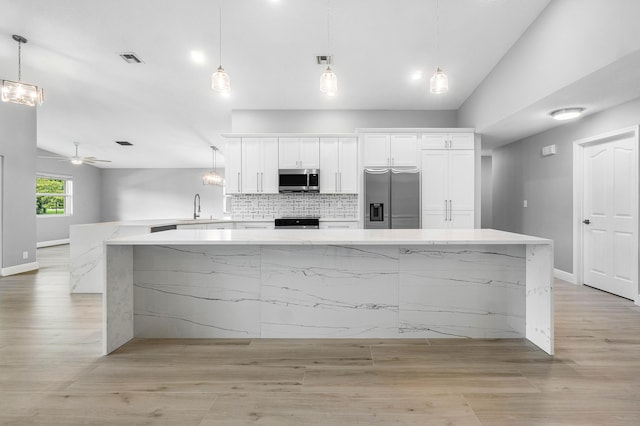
[2,35,44,106]
[202,146,225,186]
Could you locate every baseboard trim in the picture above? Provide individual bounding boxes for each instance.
[1,261,40,277]
[37,238,70,248]
[554,268,576,284]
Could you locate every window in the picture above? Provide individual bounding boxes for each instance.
[36,175,73,216]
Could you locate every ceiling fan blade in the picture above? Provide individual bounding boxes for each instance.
[81,157,111,163]
[38,155,67,159]
[89,159,112,163]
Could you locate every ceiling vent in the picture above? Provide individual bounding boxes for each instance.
[115,140,133,146]
[316,55,332,65]
[118,52,143,64]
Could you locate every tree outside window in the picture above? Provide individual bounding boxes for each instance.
[36,176,73,216]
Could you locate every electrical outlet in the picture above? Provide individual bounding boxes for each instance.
[22,251,28,260]
[523,200,528,208]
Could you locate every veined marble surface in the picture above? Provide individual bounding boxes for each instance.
[104,239,554,355]
[106,228,552,246]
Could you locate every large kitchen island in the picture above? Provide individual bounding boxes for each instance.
[104,229,554,355]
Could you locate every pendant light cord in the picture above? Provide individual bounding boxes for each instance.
[436,0,440,63]
[17,40,22,81]
[219,7,223,67]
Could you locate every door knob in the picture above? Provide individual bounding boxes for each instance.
[583,219,590,224]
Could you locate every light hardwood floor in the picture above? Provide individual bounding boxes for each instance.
[1,245,639,425]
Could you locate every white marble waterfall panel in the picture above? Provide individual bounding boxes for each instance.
[71,224,149,294]
[261,245,399,337]
[104,245,134,354]
[526,244,554,355]
[399,245,526,338]
[133,245,262,338]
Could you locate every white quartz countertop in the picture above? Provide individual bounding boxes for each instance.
[105,228,552,246]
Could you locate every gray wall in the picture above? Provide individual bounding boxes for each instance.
[491,96,640,273]
[36,148,102,243]
[0,102,37,269]
[232,109,458,133]
[481,156,493,229]
[101,169,224,221]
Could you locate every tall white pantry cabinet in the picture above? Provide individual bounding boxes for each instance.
[420,133,475,228]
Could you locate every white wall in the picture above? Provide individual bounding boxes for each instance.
[491,96,640,273]
[0,102,37,269]
[101,169,224,221]
[232,109,458,133]
[459,0,640,134]
[36,149,102,243]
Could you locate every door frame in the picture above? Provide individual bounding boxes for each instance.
[572,125,639,305]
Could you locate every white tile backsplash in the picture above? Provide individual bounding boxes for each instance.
[229,193,358,219]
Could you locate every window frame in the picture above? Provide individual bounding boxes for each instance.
[36,173,73,217]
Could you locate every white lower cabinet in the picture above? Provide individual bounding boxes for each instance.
[235,221,275,230]
[176,224,207,230]
[206,223,234,230]
[319,221,359,229]
[421,210,474,229]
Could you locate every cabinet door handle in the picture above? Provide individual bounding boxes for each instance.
[257,173,259,192]
[448,200,452,221]
[335,172,338,192]
[339,172,342,192]
[237,172,241,192]
[261,172,264,192]
[444,200,448,222]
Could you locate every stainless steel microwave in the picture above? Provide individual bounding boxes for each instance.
[278,169,320,192]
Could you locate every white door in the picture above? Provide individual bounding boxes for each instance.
[582,137,638,300]
[299,137,320,169]
[363,134,390,167]
[448,150,475,212]
[390,134,418,166]
[242,138,261,193]
[320,138,339,193]
[225,141,242,194]
[261,138,279,193]
[279,138,299,169]
[339,138,358,193]
[420,150,447,211]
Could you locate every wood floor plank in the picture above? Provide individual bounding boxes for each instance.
[1,245,640,424]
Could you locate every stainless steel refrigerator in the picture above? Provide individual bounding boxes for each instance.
[364,168,420,229]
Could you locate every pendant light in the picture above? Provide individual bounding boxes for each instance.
[430,0,449,94]
[1,35,44,106]
[319,1,337,96]
[203,146,225,186]
[211,7,231,95]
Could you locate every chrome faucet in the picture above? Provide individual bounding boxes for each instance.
[193,193,201,219]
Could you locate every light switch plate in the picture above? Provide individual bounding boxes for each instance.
[523,200,528,208]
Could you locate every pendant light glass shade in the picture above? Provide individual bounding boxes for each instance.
[2,35,44,106]
[203,146,225,186]
[211,66,231,94]
[430,67,448,94]
[320,66,337,96]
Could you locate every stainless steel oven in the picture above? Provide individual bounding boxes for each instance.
[278,169,320,193]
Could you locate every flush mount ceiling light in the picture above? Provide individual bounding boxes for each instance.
[429,0,449,94]
[203,146,225,186]
[2,35,44,106]
[211,7,231,95]
[319,1,337,96]
[550,107,585,121]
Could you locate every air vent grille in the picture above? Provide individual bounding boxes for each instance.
[118,52,143,64]
[115,141,133,146]
[316,55,332,65]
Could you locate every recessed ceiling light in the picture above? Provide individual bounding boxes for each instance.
[550,107,585,121]
[190,50,205,64]
[411,71,423,81]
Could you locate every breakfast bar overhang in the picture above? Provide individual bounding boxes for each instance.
[104,229,554,355]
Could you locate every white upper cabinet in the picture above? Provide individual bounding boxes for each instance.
[390,134,418,166]
[225,140,243,194]
[242,138,278,194]
[421,132,474,150]
[319,137,358,194]
[363,133,418,167]
[278,137,319,169]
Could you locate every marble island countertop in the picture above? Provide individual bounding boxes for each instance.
[106,228,552,246]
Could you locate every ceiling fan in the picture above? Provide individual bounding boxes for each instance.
[39,142,111,165]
